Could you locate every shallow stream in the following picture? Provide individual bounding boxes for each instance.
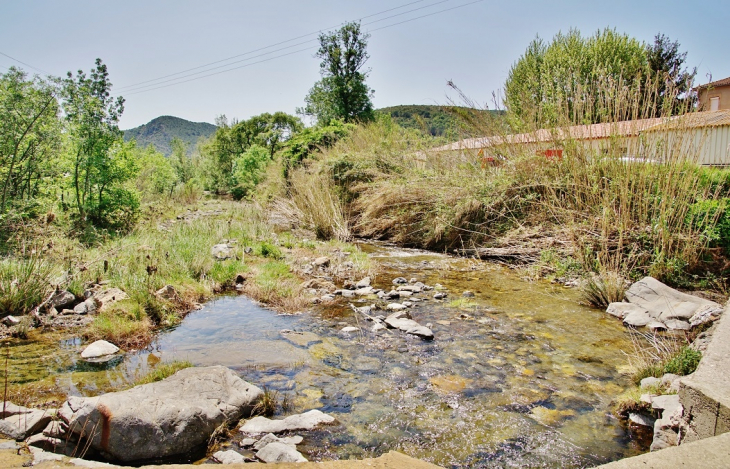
[4,243,648,467]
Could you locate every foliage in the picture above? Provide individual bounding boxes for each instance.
[170,137,196,185]
[281,119,355,178]
[0,67,62,216]
[504,28,650,127]
[135,145,177,198]
[231,145,270,200]
[0,254,53,317]
[377,105,500,139]
[301,22,374,125]
[687,198,730,250]
[646,33,697,116]
[123,115,216,157]
[63,59,138,230]
[663,346,702,376]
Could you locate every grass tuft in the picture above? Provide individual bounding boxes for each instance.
[134,360,193,386]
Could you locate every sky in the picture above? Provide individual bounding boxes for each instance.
[1,0,728,129]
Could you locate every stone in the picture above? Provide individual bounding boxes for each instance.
[354,286,374,296]
[1,316,19,326]
[355,277,371,289]
[49,290,76,309]
[384,314,434,340]
[300,278,336,291]
[69,459,116,468]
[94,288,128,310]
[689,307,723,328]
[340,326,359,333]
[433,292,447,300]
[397,285,421,293]
[640,377,661,390]
[386,303,407,311]
[371,323,386,332]
[647,320,667,330]
[42,420,65,438]
[240,438,257,447]
[80,340,119,359]
[280,330,322,348]
[213,449,247,464]
[61,366,263,462]
[623,310,652,327]
[29,446,64,464]
[2,409,53,440]
[660,373,680,389]
[629,412,656,427]
[0,420,24,440]
[341,290,355,298]
[651,394,681,415]
[383,290,400,299]
[73,298,97,314]
[606,302,646,320]
[211,244,234,260]
[252,433,303,450]
[664,319,691,330]
[155,285,178,301]
[0,401,32,418]
[405,326,434,339]
[625,276,722,322]
[398,291,413,298]
[462,291,475,298]
[240,409,335,434]
[312,257,330,268]
[392,277,407,285]
[320,294,335,301]
[651,418,679,451]
[256,441,307,463]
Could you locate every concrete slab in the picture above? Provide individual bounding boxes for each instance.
[679,302,730,442]
[592,431,730,468]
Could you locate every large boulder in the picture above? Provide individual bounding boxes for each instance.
[625,277,722,322]
[59,366,262,462]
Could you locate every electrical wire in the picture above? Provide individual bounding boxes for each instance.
[0,51,51,74]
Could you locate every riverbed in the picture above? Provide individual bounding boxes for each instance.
[3,243,647,467]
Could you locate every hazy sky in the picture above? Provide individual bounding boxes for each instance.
[1,0,728,129]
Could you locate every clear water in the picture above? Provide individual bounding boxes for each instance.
[2,243,648,467]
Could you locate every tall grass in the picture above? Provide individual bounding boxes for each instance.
[0,254,54,316]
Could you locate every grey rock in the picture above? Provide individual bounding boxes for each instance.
[660,373,681,389]
[651,418,678,451]
[155,285,178,301]
[2,316,20,326]
[240,409,335,434]
[93,288,128,311]
[213,450,247,464]
[625,276,722,321]
[354,286,374,296]
[606,302,646,320]
[397,285,421,293]
[0,441,18,450]
[689,306,723,328]
[664,319,691,330]
[623,310,652,327]
[80,340,119,359]
[0,420,23,440]
[392,277,407,285]
[384,314,434,339]
[312,256,330,267]
[2,409,53,440]
[252,433,303,450]
[62,366,263,462]
[647,320,667,331]
[69,458,117,468]
[462,291,475,298]
[50,290,76,309]
[371,323,386,332]
[433,292,447,300]
[629,412,656,428]
[211,244,234,260]
[73,298,97,314]
[386,303,407,311]
[256,441,307,463]
[29,446,64,464]
[42,420,65,438]
[240,438,257,447]
[355,277,371,289]
[340,326,359,333]
[0,401,32,418]
[651,394,681,415]
[640,377,661,390]
[398,291,413,298]
[405,325,434,339]
[383,290,400,299]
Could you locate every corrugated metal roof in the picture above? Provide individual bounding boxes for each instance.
[695,76,730,90]
[435,110,730,152]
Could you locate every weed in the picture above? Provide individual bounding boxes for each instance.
[664,346,702,376]
[252,387,279,417]
[134,360,193,386]
[580,272,627,307]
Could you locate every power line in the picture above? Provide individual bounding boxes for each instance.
[0,51,51,74]
[116,0,434,91]
[119,0,455,94]
[121,0,473,96]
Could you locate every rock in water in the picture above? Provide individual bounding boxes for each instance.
[213,450,247,464]
[256,441,307,463]
[59,366,263,462]
[240,409,335,434]
[80,340,119,359]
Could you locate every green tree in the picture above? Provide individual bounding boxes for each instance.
[646,33,697,116]
[135,144,176,198]
[0,68,61,214]
[504,28,649,127]
[301,22,374,125]
[231,144,270,199]
[62,59,133,228]
[171,137,195,184]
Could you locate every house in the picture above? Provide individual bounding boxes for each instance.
[433,110,730,166]
[696,76,730,111]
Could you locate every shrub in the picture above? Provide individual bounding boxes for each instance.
[687,198,730,249]
[664,346,702,376]
[580,272,627,307]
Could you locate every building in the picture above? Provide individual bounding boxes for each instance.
[433,110,730,166]
[696,76,730,111]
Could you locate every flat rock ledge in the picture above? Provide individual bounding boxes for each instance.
[240,409,335,434]
[59,366,262,463]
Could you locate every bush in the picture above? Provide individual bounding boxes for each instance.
[687,198,730,249]
[231,145,270,200]
[664,346,702,376]
[281,120,355,178]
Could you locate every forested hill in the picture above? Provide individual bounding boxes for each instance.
[123,116,217,156]
[376,105,499,138]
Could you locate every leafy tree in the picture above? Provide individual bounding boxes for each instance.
[281,119,355,178]
[62,59,135,229]
[0,68,61,215]
[301,22,374,125]
[231,144,270,200]
[170,137,195,184]
[504,28,649,127]
[136,144,177,198]
[646,33,697,116]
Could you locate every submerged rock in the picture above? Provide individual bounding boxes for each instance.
[240,409,335,434]
[60,366,263,462]
[384,313,434,340]
[256,441,307,463]
[213,450,247,464]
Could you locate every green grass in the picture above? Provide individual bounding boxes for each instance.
[134,360,194,386]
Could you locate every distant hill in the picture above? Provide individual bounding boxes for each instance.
[377,105,501,139]
[123,116,217,156]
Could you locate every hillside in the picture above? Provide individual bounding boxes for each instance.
[376,105,500,139]
[123,115,217,156]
